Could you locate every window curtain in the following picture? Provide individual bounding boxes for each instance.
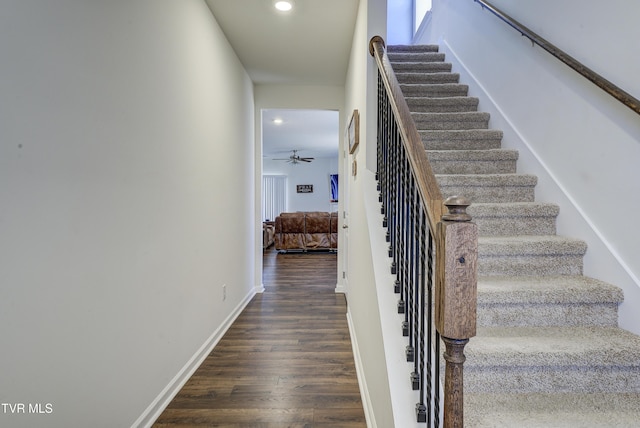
[262,175,287,221]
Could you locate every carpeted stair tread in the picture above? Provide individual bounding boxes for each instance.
[427,149,517,161]
[465,393,640,428]
[390,61,452,73]
[478,236,586,276]
[395,72,460,84]
[469,202,559,236]
[387,44,440,53]
[428,149,518,174]
[420,129,503,150]
[400,83,469,97]
[436,172,537,185]
[478,235,587,257]
[469,202,559,219]
[406,96,479,112]
[437,173,537,203]
[477,275,622,327]
[467,326,640,367]
[477,275,623,305]
[413,111,490,130]
[388,51,445,62]
[463,326,640,393]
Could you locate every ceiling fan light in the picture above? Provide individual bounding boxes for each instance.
[274,0,294,12]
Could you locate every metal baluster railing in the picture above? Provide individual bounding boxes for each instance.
[370,36,478,426]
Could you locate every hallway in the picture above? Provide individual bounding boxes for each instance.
[153,249,366,427]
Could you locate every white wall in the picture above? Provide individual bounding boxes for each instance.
[342,0,402,426]
[0,1,256,427]
[263,157,339,214]
[387,0,413,45]
[420,0,640,333]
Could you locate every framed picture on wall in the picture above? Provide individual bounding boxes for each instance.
[296,184,313,193]
[329,174,338,202]
[348,109,360,154]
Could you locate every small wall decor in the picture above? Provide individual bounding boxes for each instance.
[296,184,313,193]
[329,174,338,202]
[348,109,360,154]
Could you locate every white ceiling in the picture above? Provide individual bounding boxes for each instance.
[205,0,359,159]
[205,0,359,85]
[262,109,339,159]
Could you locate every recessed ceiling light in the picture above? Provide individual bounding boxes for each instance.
[274,1,294,12]
[273,118,284,125]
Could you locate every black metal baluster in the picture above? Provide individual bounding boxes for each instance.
[414,204,427,423]
[374,50,443,427]
[409,177,419,385]
[397,149,406,314]
[428,229,440,427]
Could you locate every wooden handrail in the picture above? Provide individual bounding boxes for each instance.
[474,0,640,116]
[369,36,444,232]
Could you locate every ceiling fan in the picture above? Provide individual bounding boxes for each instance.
[273,150,314,164]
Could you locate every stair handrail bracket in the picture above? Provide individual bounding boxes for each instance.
[370,36,478,427]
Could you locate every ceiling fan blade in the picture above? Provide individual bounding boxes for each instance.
[272,151,312,163]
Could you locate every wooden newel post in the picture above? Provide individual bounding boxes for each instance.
[435,196,478,428]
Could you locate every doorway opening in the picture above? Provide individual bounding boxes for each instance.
[260,108,340,278]
[261,109,340,217]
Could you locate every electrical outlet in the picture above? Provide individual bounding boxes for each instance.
[222,284,227,301]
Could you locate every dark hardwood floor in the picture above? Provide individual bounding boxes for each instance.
[153,248,366,428]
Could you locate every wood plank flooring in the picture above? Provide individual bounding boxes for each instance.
[153,249,366,428]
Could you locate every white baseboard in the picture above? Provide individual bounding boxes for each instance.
[132,288,256,428]
[347,310,376,428]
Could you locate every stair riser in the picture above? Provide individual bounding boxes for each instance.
[431,159,517,175]
[478,254,583,276]
[465,393,640,428]
[417,121,488,131]
[439,185,535,203]
[421,133,503,150]
[388,52,445,62]
[424,141,502,150]
[474,216,557,236]
[407,98,479,113]
[478,303,619,327]
[414,116,489,130]
[388,45,440,53]
[396,73,460,84]
[390,62,452,73]
[464,367,640,393]
[401,84,468,97]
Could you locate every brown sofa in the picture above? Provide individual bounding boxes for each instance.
[263,222,275,249]
[274,212,338,251]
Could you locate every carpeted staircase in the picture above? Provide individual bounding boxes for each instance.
[388,44,640,427]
